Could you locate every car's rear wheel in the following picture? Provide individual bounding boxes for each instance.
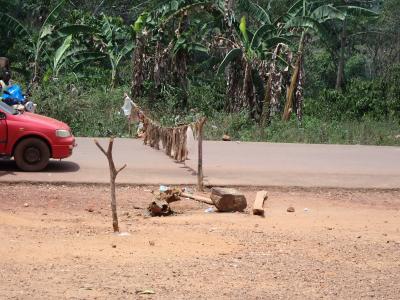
[14,138,50,172]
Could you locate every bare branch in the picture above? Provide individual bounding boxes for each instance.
[116,164,127,175]
[94,139,108,157]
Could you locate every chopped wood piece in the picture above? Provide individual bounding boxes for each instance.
[181,192,213,205]
[148,201,173,217]
[253,191,268,216]
[210,187,247,212]
[158,188,181,203]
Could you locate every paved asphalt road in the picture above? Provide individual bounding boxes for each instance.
[1,137,399,188]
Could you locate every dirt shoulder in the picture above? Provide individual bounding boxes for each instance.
[1,184,400,299]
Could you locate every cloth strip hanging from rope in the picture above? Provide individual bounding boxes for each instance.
[123,93,203,162]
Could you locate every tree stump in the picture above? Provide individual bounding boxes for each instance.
[210,187,247,212]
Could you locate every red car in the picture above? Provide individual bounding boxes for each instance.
[0,101,75,171]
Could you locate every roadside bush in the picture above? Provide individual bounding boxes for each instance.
[205,113,400,146]
[33,78,128,137]
[306,76,400,121]
[28,72,400,147]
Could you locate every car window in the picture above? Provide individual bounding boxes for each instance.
[0,101,17,115]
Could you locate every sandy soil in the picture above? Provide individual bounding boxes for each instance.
[0,183,400,299]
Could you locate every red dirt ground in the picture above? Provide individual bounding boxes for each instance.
[1,184,399,299]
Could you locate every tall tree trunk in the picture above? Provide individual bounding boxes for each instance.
[243,61,256,119]
[224,0,241,112]
[295,62,305,121]
[261,76,272,127]
[335,21,346,91]
[131,33,145,99]
[283,32,305,121]
[173,11,190,109]
[225,61,241,112]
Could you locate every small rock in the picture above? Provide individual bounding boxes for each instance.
[222,134,231,141]
[287,207,295,213]
[85,207,94,213]
[149,241,155,246]
[112,244,117,248]
[23,203,29,207]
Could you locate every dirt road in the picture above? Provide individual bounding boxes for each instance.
[1,138,400,188]
[1,184,399,299]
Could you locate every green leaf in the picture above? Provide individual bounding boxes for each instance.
[40,25,54,39]
[53,35,73,75]
[42,0,66,28]
[237,0,272,24]
[217,48,243,75]
[287,0,304,16]
[250,24,275,50]
[189,44,208,54]
[285,16,329,39]
[115,43,134,65]
[239,16,249,46]
[101,14,113,41]
[0,13,31,40]
[171,0,179,11]
[311,5,346,22]
[59,24,96,35]
[134,12,148,32]
[338,6,378,18]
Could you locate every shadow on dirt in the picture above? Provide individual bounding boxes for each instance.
[0,160,80,176]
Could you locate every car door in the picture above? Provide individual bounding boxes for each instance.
[0,111,7,154]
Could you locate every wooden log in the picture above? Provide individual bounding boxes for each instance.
[253,191,268,216]
[210,187,247,212]
[180,192,213,205]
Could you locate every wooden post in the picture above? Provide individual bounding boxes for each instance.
[253,191,268,216]
[94,138,127,233]
[197,118,206,191]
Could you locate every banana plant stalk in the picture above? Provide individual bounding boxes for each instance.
[283,30,305,121]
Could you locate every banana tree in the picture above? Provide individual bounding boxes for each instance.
[131,1,217,101]
[0,0,67,84]
[99,14,134,88]
[282,0,376,120]
[217,14,290,119]
[50,34,104,79]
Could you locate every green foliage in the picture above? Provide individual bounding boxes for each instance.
[304,49,336,94]
[237,0,271,25]
[33,78,128,137]
[1,0,399,146]
[305,75,400,121]
[345,54,367,80]
[205,114,400,146]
